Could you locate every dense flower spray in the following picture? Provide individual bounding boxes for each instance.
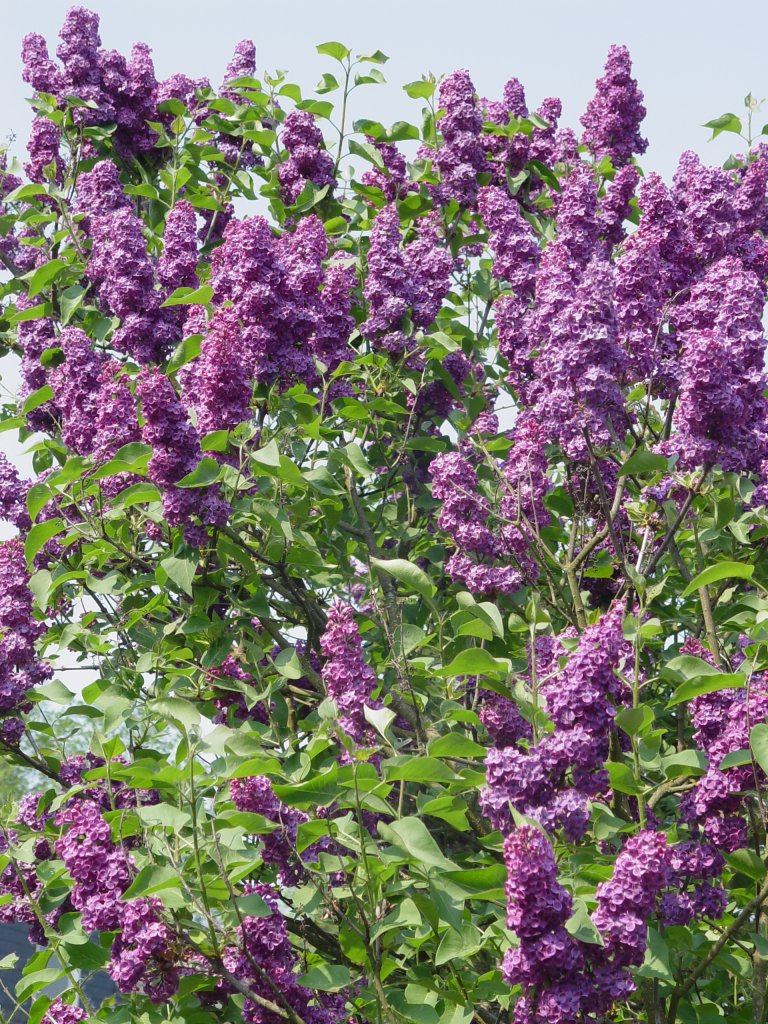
[7,12,768,1024]
[580,44,647,166]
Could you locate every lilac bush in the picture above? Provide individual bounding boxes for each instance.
[1,11,768,1024]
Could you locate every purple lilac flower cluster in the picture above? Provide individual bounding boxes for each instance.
[666,255,768,473]
[481,606,630,841]
[588,831,670,1003]
[137,368,229,542]
[0,455,31,534]
[361,139,412,201]
[23,7,156,155]
[614,149,768,412]
[431,70,488,206]
[230,775,309,885]
[56,798,134,932]
[680,653,768,852]
[77,164,179,365]
[278,111,336,204]
[660,840,727,925]
[222,883,347,1024]
[189,213,355,407]
[429,450,522,597]
[361,204,453,356]
[580,45,647,167]
[502,827,581,1024]
[110,897,181,1003]
[0,539,52,745]
[320,601,380,744]
[43,999,88,1024]
[503,828,669,1024]
[0,755,163,947]
[208,655,269,725]
[22,8,256,165]
[54,797,183,1002]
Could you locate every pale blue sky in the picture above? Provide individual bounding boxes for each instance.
[1,0,767,181]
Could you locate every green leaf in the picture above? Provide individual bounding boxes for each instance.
[63,940,110,970]
[661,749,708,779]
[667,672,745,707]
[704,112,742,139]
[167,333,203,374]
[435,922,483,966]
[15,968,64,1001]
[234,892,273,917]
[122,864,180,901]
[175,457,221,488]
[615,705,654,737]
[26,483,53,523]
[28,569,51,611]
[383,756,456,782]
[355,69,386,87]
[201,430,230,453]
[25,258,67,298]
[316,41,350,61]
[136,803,192,831]
[437,648,511,678]
[404,80,436,100]
[359,50,389,64]
[370,557,436,599]
[252,439,281,468]
[343,442,373,477]
[22,385,54,415]
[316,73,340,94]
[4,182,48,203]
[566,899,604,945]
[34,680,75,704]
[378,817,457,870]
[59,284,86,325]
[681,561,754,597]
[25,518,65,567]
[428,733,487,759]
[442,864,506,899]
[273,648,304,679]
[726,847,766,882]
[619,450,668,477]
[273,766,341,808]
[364,704,397,740]
[160,555,198,596]
[160,284,213,307]
[150,697,201,730]
[299,965,352,992]
[384,121,420,142]
[111,441,153,467]
[11,303,49,324]
[751,723,768,776]
[606,761,643,795]
[370,898,422,940]
[639,927,674,981]
[719,749,752,770]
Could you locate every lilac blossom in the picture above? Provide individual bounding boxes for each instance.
[230,775,308,885]
[137,368,229,540]
[320,601,379,742]
[278,110,336,205]
[433,69,487,205]
[580,45,647,166]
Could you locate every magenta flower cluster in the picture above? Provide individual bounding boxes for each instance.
[429,450,522,597]
[503,827,669,1024]
[222,884,346,1024]
[320,600,380,744]
[481,605,630,841]
[0,540,51,745]
[230,775,309,885]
